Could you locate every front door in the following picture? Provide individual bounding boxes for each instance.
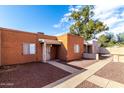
[46,45,51,61]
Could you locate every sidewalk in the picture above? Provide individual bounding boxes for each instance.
[87,75,124,88]
[48,61,80,73]
[54,58,112,88]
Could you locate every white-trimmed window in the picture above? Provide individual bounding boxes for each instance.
[74,44,80,53]
[29,44,36,54]
[23,43,36,55]
[23,43,29,55]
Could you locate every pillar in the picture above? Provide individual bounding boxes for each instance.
[43,42,47,63]
[96,54,99,61]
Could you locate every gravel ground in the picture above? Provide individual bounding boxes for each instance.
[56,60,85,70]
[0,62,70,88]
[68,59,96,68]
[56,59,95,70]
[95,62,124,84]
[76,80,101,88]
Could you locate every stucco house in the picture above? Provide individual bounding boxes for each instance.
[0,27,84,66]
[83,39,100,59]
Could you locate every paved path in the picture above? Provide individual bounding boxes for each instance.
[48,61,80,73]
[54,57,112,88]
[87,75,124,88]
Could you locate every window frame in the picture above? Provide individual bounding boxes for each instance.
[74,44,80,53]
[29,43,36,55]
[23,43,36,55]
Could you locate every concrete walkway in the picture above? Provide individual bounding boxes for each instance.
[87,75,124,88]
[48,61,80,73]
[54,57,112,88]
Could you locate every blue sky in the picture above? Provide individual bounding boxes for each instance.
[0,5,124,36]
[0,5,69,35]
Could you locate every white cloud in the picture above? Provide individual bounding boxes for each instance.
[53,5,82,29]
[121,12,124,17]
[94,5,124,35]
[68,5,81,12]
[68,6,75,12]
[64,12,71,17]
[92,5,124,35]
[53,11,72,28]
[53,5,124,35]
[94,5,119,14]
[53,24,61,28]
[103,17,118,27]
[109,23,124,34]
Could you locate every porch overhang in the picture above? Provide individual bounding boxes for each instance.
[38,39,61,45]
[39,39,61,63]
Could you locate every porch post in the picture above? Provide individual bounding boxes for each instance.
[43,42,47,63]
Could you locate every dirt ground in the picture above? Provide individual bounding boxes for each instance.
[0,62,70,88]
[67,59,96,68]
[95,62,124,84]
[76,80,101,88]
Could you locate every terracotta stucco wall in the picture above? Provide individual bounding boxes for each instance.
[0,27,84,65]
[0,28,57,65]
[57,34,68,61]
[57,34,84,61]
[1,29,38,65]
[67,34,84,61]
